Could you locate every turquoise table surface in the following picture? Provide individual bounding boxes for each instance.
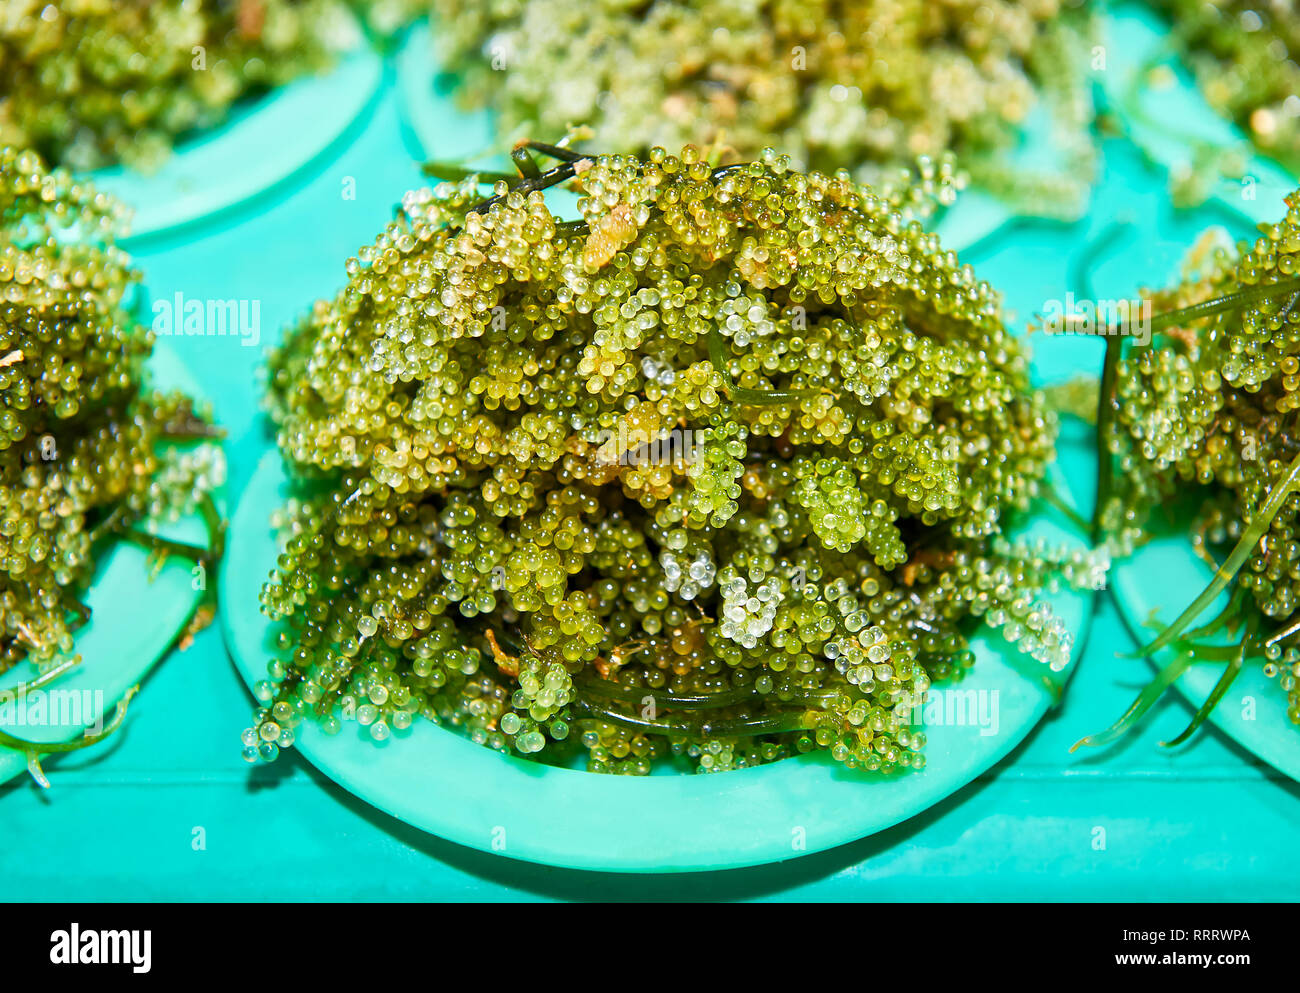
[2,50,1298,902]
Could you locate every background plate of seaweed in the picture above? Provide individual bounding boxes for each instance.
[87,43,382,241]
[1111,529,1300,783]
[219,430,1096,873]
[1095,8,1300,783]
[1097,1,1297,226]
[0,341,224,786]
[392,20,1087,258]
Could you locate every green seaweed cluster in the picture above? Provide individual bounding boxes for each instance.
[0,146,224,774]
[0,0,417,172]
[1086,191,1300,746]
[247,143,1103,775]
[1155,0,1300,176]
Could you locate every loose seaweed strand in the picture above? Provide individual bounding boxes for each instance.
[574,698,812,738]
[421,162,518,184]
[1161,617,1256,748]
[509,145,542,179]
[1041,482,1089,533]
[1179,585,1247,644]
[1136,447,1300,656]
[1,656,81,697]
[1145,275,1300,334]
[1069,653,1192,752]
[2,686,138,788]
[1093,332,1122,546]
[1072,219,1134,546]
[707,327,821,405]
[575,676,836,711]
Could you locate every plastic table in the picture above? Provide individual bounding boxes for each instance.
[2,52,1296,903]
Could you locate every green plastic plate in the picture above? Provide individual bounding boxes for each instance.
[219,432,1095,872]
[1097,2,1297,225]
[1111,534,1300,782]
[0,342,223,784]
[394,20,494,165]
[88,44,382,240]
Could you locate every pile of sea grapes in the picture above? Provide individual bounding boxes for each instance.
[248,144,1102,775]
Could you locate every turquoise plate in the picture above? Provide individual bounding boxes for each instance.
[219,432,1096,873]
[394,20,493,165]
[393,21,1088,256]
[88,42,382,241]
[1111,535,1300,782]
[0,342,224,785]
[1097,2,1297,225]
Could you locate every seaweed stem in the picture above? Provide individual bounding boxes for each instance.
[708,327,821,404]
[3,686,138,788]
[1069,653,1192,752]
[573,698,811,738]
[1136,448,1300,656]
[1161,617,1256,747]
